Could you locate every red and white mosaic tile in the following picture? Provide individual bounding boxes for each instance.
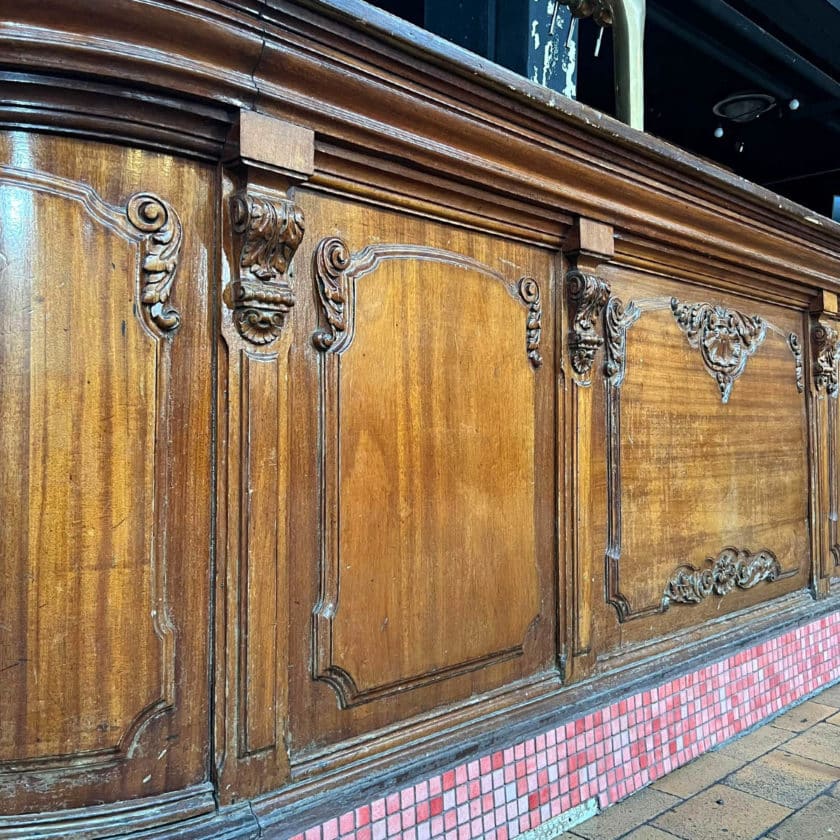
[289,611,840,840]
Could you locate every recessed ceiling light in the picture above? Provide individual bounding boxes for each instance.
[713,92,777,123]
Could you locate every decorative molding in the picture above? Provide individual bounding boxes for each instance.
[604,296,640,387]
[567,269,610,384]
[229,192,304,345]
[603,293,658,622]
[787,332,804,393]
[311,240,539,707]
[662,548,781,608]
[126,192,183,333]
[812,321,840,397]
[0,168,177,775]
[312,236,352,352]
[519,277,543,368]
[670,298,766,403]
[311,240,524,356]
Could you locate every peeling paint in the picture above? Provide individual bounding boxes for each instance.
[527,0,577,99]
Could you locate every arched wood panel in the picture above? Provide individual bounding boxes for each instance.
[0,131,214,817]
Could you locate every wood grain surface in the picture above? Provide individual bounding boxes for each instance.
[0,131,215,817]
[1,1,840,834]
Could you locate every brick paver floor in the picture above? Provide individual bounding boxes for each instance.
[558,683,840,840]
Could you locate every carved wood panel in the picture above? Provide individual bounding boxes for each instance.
[570,266,811,664]
[0,132,213,814]
[288,193,556,758]
[312,240,542,706]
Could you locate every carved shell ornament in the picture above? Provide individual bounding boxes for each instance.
[662,547,781,609]
[671,299,766,403]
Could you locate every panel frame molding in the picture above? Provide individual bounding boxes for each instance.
[602,293,804,622]
[0,163,179,775]
[310,235,545,708]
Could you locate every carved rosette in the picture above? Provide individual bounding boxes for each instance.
[567,269,610,384]
[812,321,840,397]
[787,332,804,393]
[519,277,543,368]
[312,236,352,352]
[662,548,781,609]
[671,299,766,403]
[126,193,183,332]
[229,192,304,345]
[604,296,640,387]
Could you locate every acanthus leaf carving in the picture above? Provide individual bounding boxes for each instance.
[604,295,640,387]
[229,192,304,345]
[670,298,766,403]
[787,332,804,393]
[126,193,183,333]
[567,269,610,385]
[518,276,543,368]
[312,236,352,352]
[662,547,781,609]
[812,320,840,397]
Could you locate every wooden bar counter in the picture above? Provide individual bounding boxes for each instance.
[1,2,840,837]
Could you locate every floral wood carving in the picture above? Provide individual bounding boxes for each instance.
[787,332,804,393]
[670,299,766,403]
[126,193,183,332]
[312,236,352,352]
[604,295,640,387]
[519,277,543,368]
[812,321,840,397]
[229,192,305,345]
[662,547,781,609]
[567,269,610,384]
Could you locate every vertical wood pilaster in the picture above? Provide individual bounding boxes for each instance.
[564,218,614,679]
[808,291,840,598]
[216,111,314,801]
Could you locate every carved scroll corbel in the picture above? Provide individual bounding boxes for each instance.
[567,269,610,385]
[312,236,352,353]
[519,276,543,368]
[228,192,305,345]
[126,193,183,333]
[812,320,840,397]
[604,295,640,387]
[787,332,804,393]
